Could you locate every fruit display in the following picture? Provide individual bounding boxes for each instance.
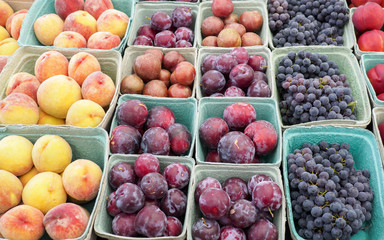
[199,1,265,47]
[268,0,349,48]
[121,49,196,98]
[198,47,271,98]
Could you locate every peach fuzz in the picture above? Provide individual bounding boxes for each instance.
[87,31,121,49]
[0,93,39,125]
[10,12,26,40]
[32,135,72,174]
[85,0,113,20]
[44,203,90,240]
[0,135,33,176]
[22,171,67,214]
[0,170,23,213]
[53,31,87,49]
[19,167,39,186]
[34,50,69,83]
[37,108,66,125]
[62,159,102,202]
[0,26,9,41]
[68,52,101,86]
[6,9,27,33]
[0,0,13,27]
[81,71,116,107]
[0,38,19,56]
[34,13,64,46]
[55,0,84,20]
[37,75,82,119]
[64,10,97,40]
[6,72,40,102]
[97,9,129,38]
[65,99,106,127]
[0,205,44,240]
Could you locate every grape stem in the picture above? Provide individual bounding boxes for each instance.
[268,207,274,218]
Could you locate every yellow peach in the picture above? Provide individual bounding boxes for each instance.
[0,38,19,56]
[34,13,64,46]
[6,9,27,33]
[6,72,40,103]
[64,10,97,40]
[0,0,13,27]
[68,51,101,86]
[37,108,65,125]
[97,9,129,38]
[0,170,23,213]
[10,12,26,40]
[81,71,116,107]
[19,167,39,186]
[53,31,87,49]
[0,93,39,125]
[0,135,33,176]
[34,50,69,83]
[0,26,9,41]
[65,100,106,127]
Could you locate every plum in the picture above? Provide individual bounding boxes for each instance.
[141,127,171,155]
[218,131,256,164]
[117,99,147,128]
[199,117,229,149]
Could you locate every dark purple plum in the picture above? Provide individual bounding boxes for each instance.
[141,127,171,155]
[229,64,254,89]
[220,226,246,240]
[145,105,175,130]
[112,213,137,237]
[108,162,137,190]
[253,71,267,82]
[252,181,282,211]
[248,55,267,72]
[163,162,190,189]
[154,30,176,48]
[201,70,226,96]
[199,117,229,149]
[137,24,157,40]
[164,216,183,236]
[247,174,273,195]
[110,125,141,154]
[205,150,221,162]
[247,80,271,97]
[107,191,121,217]
[192,218,220,240]
[176,40,192,48]
[134,153,160,178]
[252,127,278,156]
[175,27,194,42]
[140,172,168,199]
[224,86,245,97]
[115,183,145,214]
[258,210,273,222]
[244,120,275,140]
[218,214,232,226]
[199,188,231,220]
[223,102,256,131]
[195,177,222,202]
[217,131,256,164]
[202,55,218,73]
[230,47,249,64]
[151,11,172,31]
[117,99,148,128]
[144,198,160,207]
[160,188,187,218]
[247,219,278,240]
[229,199,258,228]
[167,123,192,155]
[223,177,248,201]
[216,53,238,74]
[133,35,153,46]
[172,6,193,28]
[134,205,167,237]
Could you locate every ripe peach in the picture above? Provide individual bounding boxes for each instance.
[353,2,384,32]
[34,50,69,83]
[32,135,72,173]
[87,31,121,49]
[68,52,101,86]
[217,28,241,47]
[0,135,33,176]
[44,203,90,240]
[19,167,39,186]
[120,74,144,94]
[6,9,28,33]
[241,32,262,46]
[6,72,40,103]
[0,93,39,125]
[239,11,263,32]
[10,12,26,40]
[0,38,19,56]
[85,0,113,20]
[0,26,9,41]
[55,0,84,20]
[0,205,44,240]
[202,36,218,46]
[224,23,246,36]
[65,100,106,127]
[201,16,224,37]
[168,83,192,98]
[134,53,161,82]
[143,80,168,97]
[53,31,87,48]
[34,13,64,46]
[358,29,384,52]
[37,108,66,125]
[170,61,195,86]
[37,75,82,119]
[97,9,129,38]
[0,0,13,27]
[64,10,97,40]
[81,71,116,107]
[224,13,239,25]
[0,170,23,213]
[62,159,102,202]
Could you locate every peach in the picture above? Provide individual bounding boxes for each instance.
[19,167,39,186]
[62,159,102,202]
[65,99,106,127]
[0,93,39,125]
[353,2,384,32]
[358,29,384,52]
[0,55,8,72]
[202,36,218,47]
[32,135,72,173]
[241,32,262,46]
[34,50,69,83]
[37,108,65,125]
[81,71,116,107]
[10,12,26,40]
[22,172,67,214]
[239,11,263,32]
[0,38,19,56]
[68,52,101,86]
[87,31,121,49]
[6,72,40,102]
[224,23,246,36]
[53,30,87,48]
[84,0,113,20]
[0,170,23,213]
[6,9,27,33]
[0,135,33,176]
[44,203,90,240]
[55,0,84,20]
[64,10,97,40]
[34,13,64,46]
[97,9,129,38]
[120,74,144,94]
[0,205,44,240]
[0,26,9,41]
[0,0,13,27]
[217,28,241,47]
[37,75,82,119]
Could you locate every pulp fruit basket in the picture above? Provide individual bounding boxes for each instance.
[0,46,122,129]
[0,125,109,240]
[195,47,274,99]
[18,0,134,54]
[196,1,269,49]
[272,46,371,129]
[94,154,195,240]
[282,126,384,240]
[110,94,197,158]
[371,107,384,167]
[360,53,384,107]
[6,0,33,11]
[195,97,282,167]
[187,164,286,240]
[127,2,199,49]
[120,47,197,98]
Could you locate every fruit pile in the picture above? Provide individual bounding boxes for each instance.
[199,102,278,163]
[200,47,270,97]
[0,50,116,127]
[106,155,191,237]
[287,141,374,239]
[201,0,263,47]
[268,0,349,47]
[33,0,129,49]
[111,99,192,156]
[192,175,282,239]
[277,50,357,125]
[121,49,195,98]
[0,134,102,240]
[133,6,194,48]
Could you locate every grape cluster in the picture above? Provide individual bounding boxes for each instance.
[287,141,374,240]
[277,50,357,125]
[268,0,349,47]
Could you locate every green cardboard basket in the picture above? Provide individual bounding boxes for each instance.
[0,125,109,240]
[94,154,195,240]
[110,94,197,158]
[283,126,384,240]
[360,53,384,107]
[187,164,286,240]
[18,0,135,54]
[371,107,384,167]
[195,97,282,167]
[272,46,371,129]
